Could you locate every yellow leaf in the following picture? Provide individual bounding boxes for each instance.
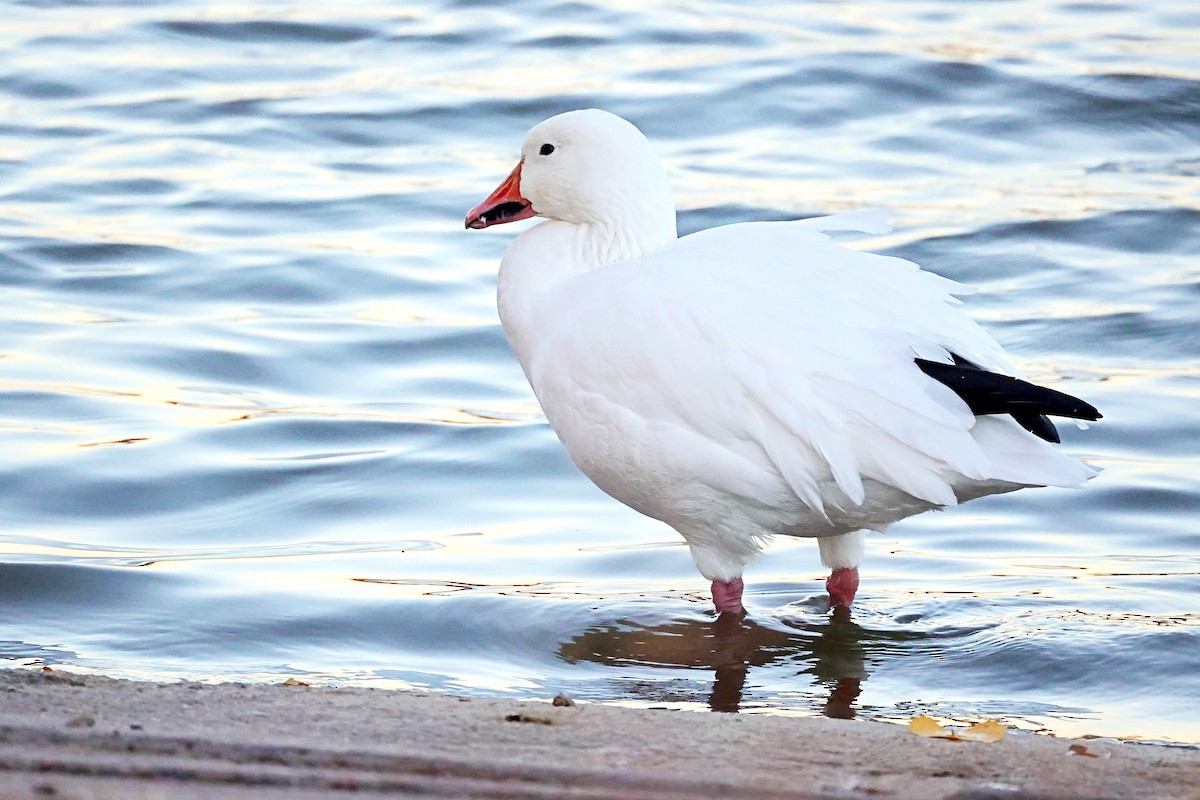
[281,677,309,686]
[909,715,954,738]
[959,720,1007,743]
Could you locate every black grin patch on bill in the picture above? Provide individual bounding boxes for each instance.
[467,201,532,229]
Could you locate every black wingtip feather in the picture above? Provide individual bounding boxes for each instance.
[915,356,1101,443]
[1012,412,1060,444]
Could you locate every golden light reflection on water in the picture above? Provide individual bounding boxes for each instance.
[0,202,440,259]
[0,377,538,421]
[224,403,541,427]
[2,662,437,695]
[0,538,444,568]
[0,372,542,461]
[17,308,122,326]
[351,301,487,327]
[672,165,1200,231]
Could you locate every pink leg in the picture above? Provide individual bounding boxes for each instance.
[711,577,744,615]
[826,567,859,609]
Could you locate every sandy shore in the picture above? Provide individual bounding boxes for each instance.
[0,669,1197,800]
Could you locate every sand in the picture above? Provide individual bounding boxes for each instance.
[0,668,1197,799]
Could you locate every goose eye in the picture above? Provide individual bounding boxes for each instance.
[539,143,555,156]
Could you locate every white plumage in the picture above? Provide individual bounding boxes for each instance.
[466,109,1099,614]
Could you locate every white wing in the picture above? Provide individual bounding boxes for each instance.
[529,214,1091,521]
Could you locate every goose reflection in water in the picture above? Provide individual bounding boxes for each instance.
[558,607,871,718]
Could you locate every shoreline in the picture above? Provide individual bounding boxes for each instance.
[2,669,1198,799]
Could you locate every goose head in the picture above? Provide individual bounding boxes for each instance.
[465,109,676,244]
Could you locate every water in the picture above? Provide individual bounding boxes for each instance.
[1,0,1198,744]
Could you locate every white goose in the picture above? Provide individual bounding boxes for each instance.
[465,109,1100,615]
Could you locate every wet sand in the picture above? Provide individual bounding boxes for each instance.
[0,669,1196,799]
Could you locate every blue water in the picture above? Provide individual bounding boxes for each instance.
[1,0,1198,743]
